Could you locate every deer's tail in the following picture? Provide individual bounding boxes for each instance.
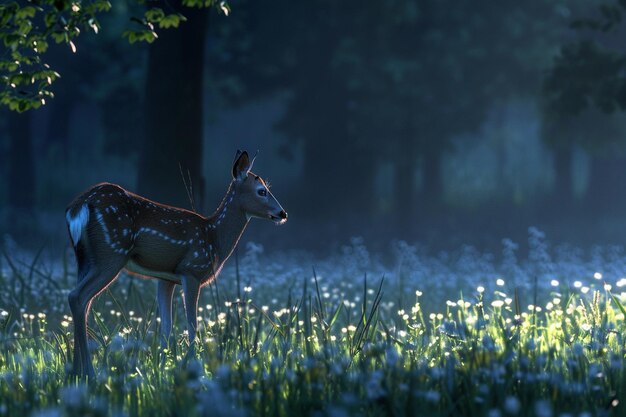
[66,204,89,248]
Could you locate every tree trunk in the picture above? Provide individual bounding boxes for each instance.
[585,154,626,213]
[393,136,417,236]
[5,111,37,239]
[552,146,573,207]
[296,75,373,221]
[301,136,367,212]
[138,3,207,210]
[43,94,71,162]
[420,145,443,212]
[7,112,35,212]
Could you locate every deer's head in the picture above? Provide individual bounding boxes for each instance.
[232,150,287,225]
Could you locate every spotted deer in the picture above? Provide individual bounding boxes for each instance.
[65,150,287,378]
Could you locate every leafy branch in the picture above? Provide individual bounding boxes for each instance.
[0,0,228,112]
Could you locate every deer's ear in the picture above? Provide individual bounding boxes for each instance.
[232,150,251,181]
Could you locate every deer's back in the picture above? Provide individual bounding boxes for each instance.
[67,183,208,271]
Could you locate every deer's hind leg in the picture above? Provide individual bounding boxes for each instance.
[68,253,127,378]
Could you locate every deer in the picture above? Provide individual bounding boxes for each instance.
[65,150,287,378]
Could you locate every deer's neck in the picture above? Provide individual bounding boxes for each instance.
[207,182,249,264]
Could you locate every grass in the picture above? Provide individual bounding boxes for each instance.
[1,235,626,416]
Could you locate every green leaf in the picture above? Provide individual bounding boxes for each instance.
[15,6,36,20]
[51,31,65,43]
[144,7,165,23]
[91,0,112,13]
[159,14,184,29]
[3,34,22,49]
[182,0,218,8]
[609,291,626,318]
[44,11,57,29]
[17,19,33,36]
[143,31,158,43]
[0,10,13,27]
[123,29,158,44]
[122,30,138,44]
[33,38,48,53]
[0,61,18,72]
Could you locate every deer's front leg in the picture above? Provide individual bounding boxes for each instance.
[157,280,176,348]
[181,276,201,358]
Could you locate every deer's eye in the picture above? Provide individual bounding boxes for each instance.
[258,189,267,197]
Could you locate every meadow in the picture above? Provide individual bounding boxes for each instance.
[1,228,626,417]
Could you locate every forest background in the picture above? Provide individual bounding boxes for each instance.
[3,0,626,255]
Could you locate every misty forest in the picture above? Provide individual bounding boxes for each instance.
[3,1,626,416]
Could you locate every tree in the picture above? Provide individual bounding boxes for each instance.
[0,0,225,112]
[137,1,208,208]
[6,110,35,210]
[205,0,579,238]
[334,0,571,220]
[0,0,228,225]
[0,0,105,111]
[543,2,626,210]
[200,1,378,230]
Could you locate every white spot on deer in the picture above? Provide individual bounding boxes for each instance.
[123,229,129,236]
[66,204,89,247]
[194,251,198,258]
[135,227,189,246]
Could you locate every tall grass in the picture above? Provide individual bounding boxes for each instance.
[1,232,626,416]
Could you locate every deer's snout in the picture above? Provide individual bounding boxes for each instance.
[270,209,287,225]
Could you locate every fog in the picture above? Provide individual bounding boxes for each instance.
[2,0,626,260]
